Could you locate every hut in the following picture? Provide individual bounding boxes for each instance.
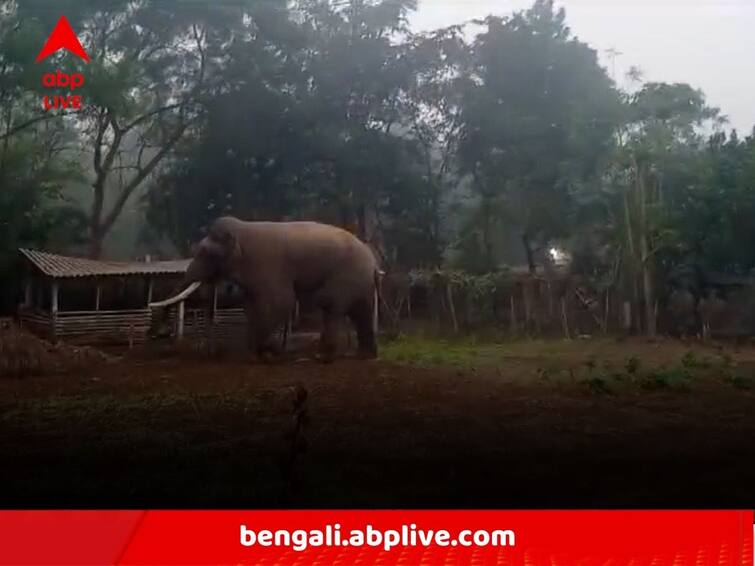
[16,248,245,345]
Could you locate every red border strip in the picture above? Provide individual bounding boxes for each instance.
[0,510,751,565]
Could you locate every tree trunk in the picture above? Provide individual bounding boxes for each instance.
[509,294,518,334]
[522,232,536,274]
[622,191,639,333]
[446,283,458,334]
[523,279,532,334]
[637,163,656,337]
[560,296,570,340]
[89,225,105,259]
[481,205,494,271]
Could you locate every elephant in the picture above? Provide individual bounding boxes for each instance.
[156,216,382,362]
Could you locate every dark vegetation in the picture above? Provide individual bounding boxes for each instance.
[1,0,754,334]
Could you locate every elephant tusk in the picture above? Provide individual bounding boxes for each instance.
[149,281,202,309]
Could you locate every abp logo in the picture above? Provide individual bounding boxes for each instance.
[35,15,90,111]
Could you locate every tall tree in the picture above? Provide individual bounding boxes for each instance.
[20,1,287,257]
[578,81,722,335]
[0,3,87,309]
[146,0,427,262]
[457,0,621,272]
[398,24,469,266]
[294,0,418,240]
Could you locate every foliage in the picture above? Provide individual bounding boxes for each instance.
[146,0,431,261]
[2,0,755,335]
[0,2,87,309]
[456,0,622,272]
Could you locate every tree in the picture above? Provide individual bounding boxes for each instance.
[457,0,621,272]
[146,0,429,265]
[18,1,289,257]
[578,81,723,335]
[397,24,470,266]
[292,0,418,240]
[144,1,309,253]
[0,3,87,310]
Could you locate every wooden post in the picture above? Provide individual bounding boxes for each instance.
[210,283,218,334]
[547,280,554,319]
[603,290,610,333]
[282,313,291,352]
[561,296,571,340]
[24,279,32,308]
[95,285,101,311]
[523,280,532,335]
[51,280,59,342]
[146,279,153,306]
[177,300,185,340]
[622,301,632,332]
[446,283,458,333]
[510,295,518,334]
[51,281,59,315]
[208,284,218,352]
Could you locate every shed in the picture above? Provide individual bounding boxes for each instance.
[16,249,245,345]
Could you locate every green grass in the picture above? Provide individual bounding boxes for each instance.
[640,366,694,391]
[381,334,507,369]
[724,374,753,390]
[380,333,755,395]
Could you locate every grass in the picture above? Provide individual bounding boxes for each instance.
[724,373,753,390]
[381,334,507,369]
[381,332,755,394]
[640,366,694,391]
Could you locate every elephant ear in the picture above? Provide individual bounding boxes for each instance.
[206,219,241,261]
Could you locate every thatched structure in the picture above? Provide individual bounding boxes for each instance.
[16,249,245,345]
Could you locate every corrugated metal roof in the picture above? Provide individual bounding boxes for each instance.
[19,249,191,279]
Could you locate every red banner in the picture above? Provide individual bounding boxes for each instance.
[0,510,751,565]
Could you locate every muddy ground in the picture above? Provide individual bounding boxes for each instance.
[0,336,753,508]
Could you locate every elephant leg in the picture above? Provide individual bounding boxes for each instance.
[348,296,377,359]
[244,289,295,360]
[318,310,340,363]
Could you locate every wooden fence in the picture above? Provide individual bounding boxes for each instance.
[17,305,251,347]
[380,270,609,338]
[18,308,54,340]
[54,309,153,345]
[166,308,248,342]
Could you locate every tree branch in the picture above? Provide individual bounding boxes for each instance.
[122,102,187,133]
[100,123,188,234]
[0,111,79,142]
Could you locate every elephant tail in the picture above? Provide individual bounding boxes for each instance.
[373,268,385,334]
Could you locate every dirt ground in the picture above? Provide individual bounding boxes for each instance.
[0,336,753,508]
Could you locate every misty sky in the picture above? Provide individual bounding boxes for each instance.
[411,0,755,134]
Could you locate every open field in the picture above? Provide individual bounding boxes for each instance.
[1,336,753,508]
